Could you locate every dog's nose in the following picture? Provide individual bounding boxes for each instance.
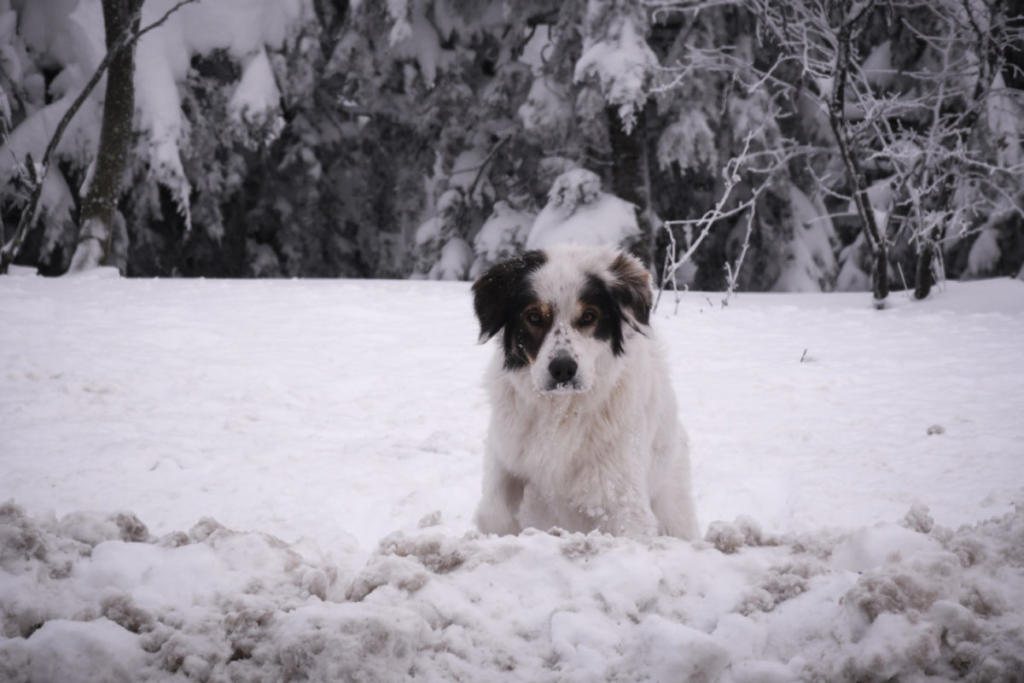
[548,356,577,383]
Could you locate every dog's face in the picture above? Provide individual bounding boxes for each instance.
[473,246,652,394]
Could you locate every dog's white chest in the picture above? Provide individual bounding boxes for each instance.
[497,392,595,482]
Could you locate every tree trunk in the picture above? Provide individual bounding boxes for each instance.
[68,0,142,273]
[826,2,888,308]
[606,102,654,266]
[913,241,935,300]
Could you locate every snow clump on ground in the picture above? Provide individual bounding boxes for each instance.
[2,501,1023,681]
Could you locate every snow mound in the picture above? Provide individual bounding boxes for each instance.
[3,502,1023,681]
[526,168,639,250]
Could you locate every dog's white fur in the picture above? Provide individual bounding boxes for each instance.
[474,246,699,539]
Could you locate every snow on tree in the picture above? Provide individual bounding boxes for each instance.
[470,200,534,278]
[773,186,838,292]
[0,0,102,271]
[0,0,307,274]
[2,0,1021,289]
[412,188,470,280]
[518,75,571,142]
[656,108,717,173]
[126,0,304,248]
[68,0,143,273]
[526,168,639,250]
[574,0,657,134]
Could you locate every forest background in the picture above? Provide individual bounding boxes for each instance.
[1,0,1022,303]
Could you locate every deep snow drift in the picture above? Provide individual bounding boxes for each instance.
[2,271,1023,681]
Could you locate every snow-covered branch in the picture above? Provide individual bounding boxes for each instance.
[0,0,199,274]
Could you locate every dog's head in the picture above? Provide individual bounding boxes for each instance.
[473,245,652,393]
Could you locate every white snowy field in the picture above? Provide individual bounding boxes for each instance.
[2,269,1024,682]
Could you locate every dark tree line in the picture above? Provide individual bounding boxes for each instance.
[1,0,1022,302]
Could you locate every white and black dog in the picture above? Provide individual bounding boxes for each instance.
[471,245,698,539]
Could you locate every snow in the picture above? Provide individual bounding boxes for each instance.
[471,200,534,276]
[433,238,472,281]
[773,185,837,292]
[0,86,99,257]
[574,3,657,132]
[0,0,308,261]
[518,76,570,135]
[526,168,640,249]
[657,108,718,171]
[836,233,871,292]
[387,0,459,87]
[25,0,307,235]
[15,0,83,69]
[228,48,281,125]
[2,274,1024,679]
[862,40,895,89]
[447,148,491,205]
[852,176,894,235]
[986,73,1023,169]
[519,24,550,74]
[412,187,474,281]
[0,96,101,186]
[967,227,1001,276]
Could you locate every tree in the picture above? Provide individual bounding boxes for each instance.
[748,0,892,306]
[68,0,143,272]
[0,0,198,276]
[575,0,660,263]
[735,0,1024,305]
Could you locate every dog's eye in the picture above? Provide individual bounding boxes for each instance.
[578,309,598,326]
[524,309,545,327]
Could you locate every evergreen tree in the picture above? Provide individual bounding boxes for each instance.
[1,0,1021,293]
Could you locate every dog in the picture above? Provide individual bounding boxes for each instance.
[471,245,698,539]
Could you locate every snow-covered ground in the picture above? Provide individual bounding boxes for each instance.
[2,270,1023,681]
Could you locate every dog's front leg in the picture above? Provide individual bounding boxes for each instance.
[597,496,659,538]
[571,471,659,538]
[474,457,525,535]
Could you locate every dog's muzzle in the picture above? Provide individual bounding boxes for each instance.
[546,353,580,391]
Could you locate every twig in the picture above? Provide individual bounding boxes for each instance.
[466,135,512,203]
[721,197,757,306]
[654,127,766,311]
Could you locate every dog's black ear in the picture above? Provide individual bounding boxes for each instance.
[609,251,652,326]
[472,251,547,343]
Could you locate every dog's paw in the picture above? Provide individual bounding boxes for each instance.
[473,507,521,536]
[598,509,659,539]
